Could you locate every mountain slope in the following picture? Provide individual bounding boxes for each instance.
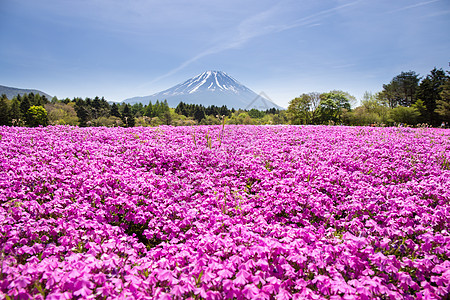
[0,85,52,100]
[123,71,283,110]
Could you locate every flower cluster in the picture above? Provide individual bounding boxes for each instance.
[0,125,449,299]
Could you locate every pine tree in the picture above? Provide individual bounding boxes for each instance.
[19,94,32,125]
[121,104,135,127]
[10,99,21,125]
[435,76,450,122]
[0,94,10,126]
[20,94,31,116]
[193,105,206,123]
[416,68,448,126]
[145,101,154,118]
[111,103,121,118]
[175,102,186,116]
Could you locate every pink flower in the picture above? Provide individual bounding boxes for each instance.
[217,268,234,279]
[233,269,250,285]
[242,283,259,298]
[157,269,175,283]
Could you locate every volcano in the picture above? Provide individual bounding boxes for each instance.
[122,71,283,110]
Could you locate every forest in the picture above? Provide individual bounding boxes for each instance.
[0,68,448,127]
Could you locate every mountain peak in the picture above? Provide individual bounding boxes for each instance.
[169,70,250,95]
[123,71,284,110]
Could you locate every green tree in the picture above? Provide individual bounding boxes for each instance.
[121,104,135,127]
[380,71,421,107]
[416,68,448,126]
[288,94,312,125]
[175,102,186,116]
[111,103,121,118]
[248,109,265,119]
[389,106,420,125]
[131,103,145,117]
[287,92,321,125]
[27,105,48,127]
[45,102,79,125]
[20,94,31,118]
[145,101,155,117]
[343,91,391,126]
[34,93,42,106]
[411,99,427,124]
[193,105,206,123]
[74,98,90,127]
[435,76,450,122]
[10,99,21,125]
[318,91,351,124]
[219,105,231,117]
[160,110,173,125]
[0,94,10,126]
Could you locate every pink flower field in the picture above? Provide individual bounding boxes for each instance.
[0,125,449,299]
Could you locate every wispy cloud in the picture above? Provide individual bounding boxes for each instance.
[147,1,361,85]
[386,0,441,14]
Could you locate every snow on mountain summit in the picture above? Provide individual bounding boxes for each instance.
[162,71,253,96]
[123,71,284,110]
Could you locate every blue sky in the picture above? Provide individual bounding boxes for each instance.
[1,0,449,107]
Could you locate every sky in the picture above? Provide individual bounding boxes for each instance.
[0,0,449,108]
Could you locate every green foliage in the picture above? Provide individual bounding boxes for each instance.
[111,103,121,118]
[411,99,427,124]
[26,105,48,127]
[121,104,135,127]
[379,71,421,108]
[416,68,448,126]
[131,103,145,117]
[74,97,111,126]
[272,110,289,124]
[435,76,450,122]
[45,102,79,125]
[175,102,231,121]
[92,116,123,127]
[19,95,31,118]
[317,91,351,124]
[287,92,321,125]
[389,106,420,125]
[0,94,10,126]
[193,105,206,123]
[144,100,170,118]
[9,99,21,125]
[160,110,173,125]
[226,112,255,125]
[343,92,391,126]
[248,108,265,119]
[344,107,381,126]
[200,115,221,125]
[288,94,312,125]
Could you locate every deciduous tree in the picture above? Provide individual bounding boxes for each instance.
[26,105,48,127]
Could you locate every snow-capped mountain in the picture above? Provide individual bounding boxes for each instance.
[123,71,283,110]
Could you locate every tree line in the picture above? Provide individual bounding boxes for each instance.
[0,94,287,127]
[1,67,448,127]
[287,68,450,126]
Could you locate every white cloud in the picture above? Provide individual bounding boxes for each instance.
[148,1,361,85]
[386,0,441,14]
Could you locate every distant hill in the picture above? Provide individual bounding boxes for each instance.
[123,71,284,110]
[0,85,52,100]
